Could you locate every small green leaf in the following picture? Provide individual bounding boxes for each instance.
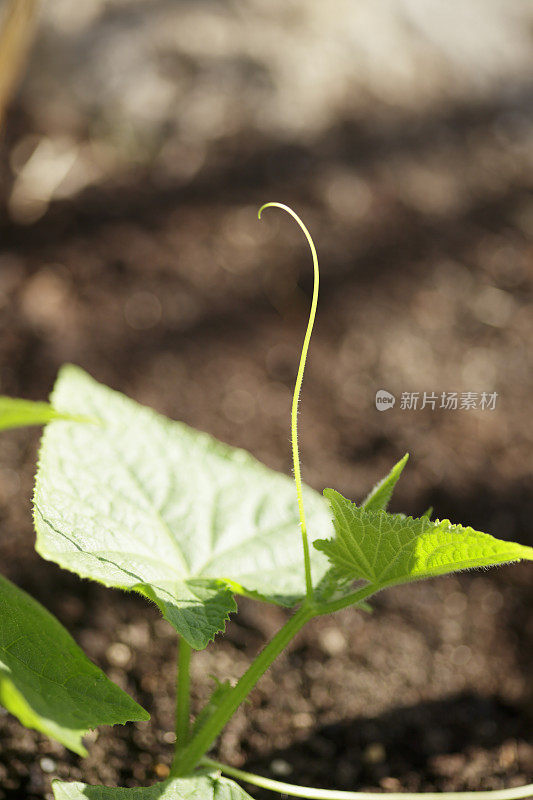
[52,774,253,799]
[421,506,433,520]
[0,397,89,431]
[0,574,148,755]
[316,488,533,590]
[361,453,408,512]
[34,366,332,650]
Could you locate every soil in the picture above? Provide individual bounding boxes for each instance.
[0,24,533,798]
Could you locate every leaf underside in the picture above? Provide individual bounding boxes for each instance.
[316,489,533,590]
[0,574,148,755]
[34,366,332,649]
[52,774,253,800]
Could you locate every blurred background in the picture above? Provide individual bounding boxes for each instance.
[0,0,531,797]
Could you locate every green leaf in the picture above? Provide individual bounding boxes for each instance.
[316,488,533,590]
[361,453,408,511]
[52,774,253,800]
[0,397,89,431]
[33,366,332,650]
[0,574,149,756]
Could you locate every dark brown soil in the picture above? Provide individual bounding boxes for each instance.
[0,92,532,798]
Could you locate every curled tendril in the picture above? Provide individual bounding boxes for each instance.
[258,202,319,601]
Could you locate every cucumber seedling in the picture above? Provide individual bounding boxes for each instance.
[1,204,532,800]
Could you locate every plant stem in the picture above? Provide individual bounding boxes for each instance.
[175,638,192,748]
[170,585,377,776]
[202,757,533,800]
[316,584,379,616]
[170,603,314,776]
[258,202,320,601]
[0,0,39,128]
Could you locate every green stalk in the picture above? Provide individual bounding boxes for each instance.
[316,584,379,616]
[171,584,376,776]
[258,202,320,601]
[170,604,314,776]
[201,757,533,800]
[175,638,192,748]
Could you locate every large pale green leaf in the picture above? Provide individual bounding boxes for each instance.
[361,454,408,512]
[316,489,533,590]
[0,397,88,431]
[33,366,332,649]
[0,574,148,755]
[52,774,253,800]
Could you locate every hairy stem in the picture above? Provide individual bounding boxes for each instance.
[170,604,314,776]
[258,202,320,600]
[175,638,192,749]
[201,757,533,800]
[316,584,379,616]
[171,584,375,776]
